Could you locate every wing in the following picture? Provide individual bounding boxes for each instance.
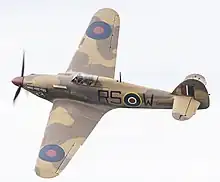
[66,8,120,79]
[35,99,111,178]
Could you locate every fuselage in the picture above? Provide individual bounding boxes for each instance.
[18,72,174,109]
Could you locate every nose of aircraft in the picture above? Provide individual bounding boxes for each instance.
[12,77,23,86]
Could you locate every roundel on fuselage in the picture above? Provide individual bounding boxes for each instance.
[123,92,142,107]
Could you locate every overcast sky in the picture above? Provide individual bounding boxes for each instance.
[1,0,220,181]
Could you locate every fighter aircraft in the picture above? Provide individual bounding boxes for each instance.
[11,8,210,178]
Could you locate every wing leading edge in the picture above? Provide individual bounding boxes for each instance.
[66,8,120,79]
[35,99,111,178]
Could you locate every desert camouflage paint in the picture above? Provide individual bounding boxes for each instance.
[11,8,210,178]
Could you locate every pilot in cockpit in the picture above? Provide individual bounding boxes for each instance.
[75,75,83,84]
[72,74,94,86]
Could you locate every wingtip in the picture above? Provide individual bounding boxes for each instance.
[96,7,119,13]
[35,166,59,179]
[93,8,120,25]
[95,7,120,17]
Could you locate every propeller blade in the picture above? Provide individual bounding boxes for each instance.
[13,86,21,103]
[21,50,25,77]
[13,50,25,104]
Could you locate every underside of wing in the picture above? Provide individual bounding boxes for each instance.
[66,8,120,78]
[35,99,111,178]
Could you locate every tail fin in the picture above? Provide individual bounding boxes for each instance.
[171,74,210,121]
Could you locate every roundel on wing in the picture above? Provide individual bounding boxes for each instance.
[123,92,142,107]
[39,144,65,162]
[86,21,112,40]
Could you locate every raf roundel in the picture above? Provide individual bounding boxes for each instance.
[86,21,112,40]
[39,144,65,162]
[123,92,142,107]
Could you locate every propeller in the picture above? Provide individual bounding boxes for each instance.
[12,50,25,103]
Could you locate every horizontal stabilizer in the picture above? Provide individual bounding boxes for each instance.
[172,96,200,121]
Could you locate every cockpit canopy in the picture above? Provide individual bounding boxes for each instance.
[71,72,98,86]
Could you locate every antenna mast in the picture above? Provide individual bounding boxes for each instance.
[119,72,122,82]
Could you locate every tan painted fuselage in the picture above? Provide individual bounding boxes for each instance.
[23,73,174,110]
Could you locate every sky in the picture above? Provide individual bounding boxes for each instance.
[0,0,220,181]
